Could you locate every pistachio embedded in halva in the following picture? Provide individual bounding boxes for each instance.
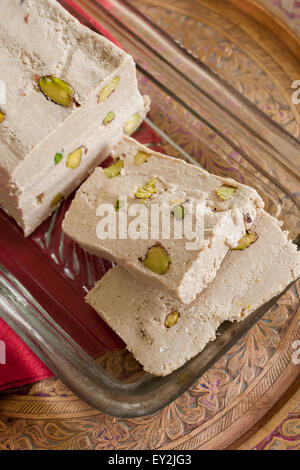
[143,245,171,275]
[66,147,84,169]
[104,159,124,178]
[124,112,141,135]
[98,77,120,103]
[39,76,74,107]
[134,151,151,165]
[233,232,258,250]
[165,311,180,328]
[216,185,237,201]
[50,192,64,208]
[103,111,116,126]
[135,179,157,200]
[171,204,185,220]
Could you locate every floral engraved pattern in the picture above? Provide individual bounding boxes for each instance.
[224,293,294,405]
[132,0,300,139]
[254,400,300,450]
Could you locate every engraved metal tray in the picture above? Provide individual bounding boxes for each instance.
[0,0,299,418]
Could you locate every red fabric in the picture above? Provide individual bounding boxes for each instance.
[0,319,51,391]
[0,1,122,391]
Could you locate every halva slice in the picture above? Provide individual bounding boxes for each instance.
[0,0,149,235]
[86,210,300,376]
[63,136,263,303]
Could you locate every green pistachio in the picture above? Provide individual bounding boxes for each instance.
[39,76,74,107]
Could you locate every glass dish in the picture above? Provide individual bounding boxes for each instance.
[0,0,299,418]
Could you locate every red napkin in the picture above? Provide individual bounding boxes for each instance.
[0,319,51,391]
[0,0,126,391]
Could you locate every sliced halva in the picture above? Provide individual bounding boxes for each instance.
[0,0,149,235]
[86,210,300,376]
[64,136,264,303]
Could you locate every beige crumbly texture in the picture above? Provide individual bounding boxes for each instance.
[0,0,148,236]
[63,136,264,303]
[86,210,300,376]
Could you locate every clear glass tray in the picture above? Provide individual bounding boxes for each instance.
[0,0,299,418]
